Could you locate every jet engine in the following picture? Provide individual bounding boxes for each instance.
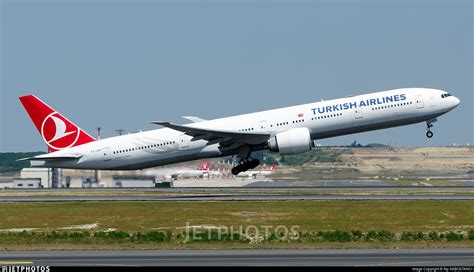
[267,127,313,155]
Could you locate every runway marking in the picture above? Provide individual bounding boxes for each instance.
[0,261,34,265]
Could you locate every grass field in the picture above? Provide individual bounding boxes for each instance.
[0,201,473,232]
[0,201,473,249]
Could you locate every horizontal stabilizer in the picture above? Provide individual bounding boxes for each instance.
[182,116,208,123]
[17,154,82,162]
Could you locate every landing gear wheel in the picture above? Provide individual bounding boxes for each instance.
[231,158,261,176]
[231,164,245,176]
[248,159,260,169]
[425,119,437,139]
[231,168,240,176]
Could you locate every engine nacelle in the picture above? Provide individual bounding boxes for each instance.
[267,127,313,155]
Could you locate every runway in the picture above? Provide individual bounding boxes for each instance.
[1,249,473,266]
[1,194,474,202]
[4,185,474,192]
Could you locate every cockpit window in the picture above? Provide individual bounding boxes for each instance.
[441,93,452,98]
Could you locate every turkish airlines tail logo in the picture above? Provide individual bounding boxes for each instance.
[19,94,96,152]
[197,161,210,171]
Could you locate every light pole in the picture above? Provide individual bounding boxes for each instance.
[95,127,102,184]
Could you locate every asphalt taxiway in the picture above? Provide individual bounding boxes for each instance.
[1,249,473,266]
[4,185,474,192]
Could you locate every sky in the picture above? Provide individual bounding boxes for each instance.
[1,0,472,152]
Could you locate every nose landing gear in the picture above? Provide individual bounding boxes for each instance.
[426,118,437,138]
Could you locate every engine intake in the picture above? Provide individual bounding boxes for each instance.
[268,127,313,155]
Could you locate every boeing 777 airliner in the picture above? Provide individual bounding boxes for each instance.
[19,88,460,175]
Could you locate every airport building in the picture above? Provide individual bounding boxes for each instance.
[0,179,13,189]
[20,168,55,188]
[13,178,42,189]
[112,175,156,188]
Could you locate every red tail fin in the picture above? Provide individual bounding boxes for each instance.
[19,94,96,152]
[197,161,210,171]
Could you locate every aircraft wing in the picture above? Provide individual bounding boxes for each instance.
[150,121,270,144]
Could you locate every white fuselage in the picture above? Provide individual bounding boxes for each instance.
[31,88,460,170]
[236,169,274,179]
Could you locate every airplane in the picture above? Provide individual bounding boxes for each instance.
[235,163,276,179]
[145,161,214,180]
[18,88,460,175]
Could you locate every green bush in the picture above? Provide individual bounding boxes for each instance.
[298,232,318,242]
[94,231,107,239]
[401,231,424,241]
[415,231,425,240]
[469,230,474,241]
[365,230,378,241]
[147,231,171,242]
[446,232,464,242]
[221,231,246,242]
[68,231,89,240]
[365,230,394,242]
[467,230,474,241]
[428,231,439,241]
[377,230,394,241]
[109,231,129,239]
[265,232,281,242]
[0,229,472,245]
[94,231,129,240]
[46,231,68,239]
[401,232,414,241]
[203,230,221,242]
[318,230,352,242]
[180,230,248,243]
[351,230,363,239]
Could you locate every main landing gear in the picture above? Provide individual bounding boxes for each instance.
[426,118,437,138]
[231,144,261,176]
[231,158,260,176]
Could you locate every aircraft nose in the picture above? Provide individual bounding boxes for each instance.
[453,96,460,107]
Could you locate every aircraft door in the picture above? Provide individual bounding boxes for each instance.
[260,120,276,132]
[354,108,363,119]
[102,147,111,161]
[179,134,190,149]
[259,120,268,131]
[415,95,424,109]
